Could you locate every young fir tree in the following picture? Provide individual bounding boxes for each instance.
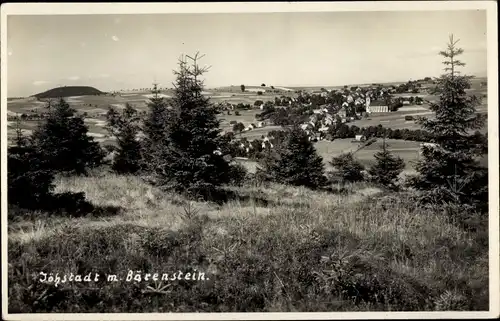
[257,125,327,189]
[13,117,28,148]
[408,35,488,212]
[152,53,231,196]
[368,136,405,190]
[329,152,365,184]
[141,83,172,173]
[8,125,55,209]
[31,98,105,175]
[105,103,142,174]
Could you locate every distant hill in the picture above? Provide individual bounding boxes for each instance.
[33,86,104,99]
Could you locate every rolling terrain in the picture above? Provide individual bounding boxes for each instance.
[7,77,488,169]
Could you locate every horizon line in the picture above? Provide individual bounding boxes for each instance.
[9,73,488,99]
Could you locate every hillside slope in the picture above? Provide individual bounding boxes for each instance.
[33,86,104,99]
[7,173,488,312]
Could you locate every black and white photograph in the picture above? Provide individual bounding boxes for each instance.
[1,2,498,319]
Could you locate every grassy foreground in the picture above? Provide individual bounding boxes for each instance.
[8,173,488,312]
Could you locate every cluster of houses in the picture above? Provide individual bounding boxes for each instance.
[242,121,268,131]
[224,79,433,150]
[233,135,276,155]
[297,89,390,141]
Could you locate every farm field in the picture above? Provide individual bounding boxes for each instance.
[7,78,489,149]
[235,138,423,175]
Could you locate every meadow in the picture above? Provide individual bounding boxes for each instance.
[8,171,489,312]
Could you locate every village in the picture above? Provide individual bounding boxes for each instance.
[215,78,441,157]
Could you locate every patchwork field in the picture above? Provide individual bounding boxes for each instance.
[7,77,488,151]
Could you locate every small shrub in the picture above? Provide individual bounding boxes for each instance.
[228,163,248,186]
[329,153,365,184]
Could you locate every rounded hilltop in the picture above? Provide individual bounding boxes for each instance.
[33,86,105,99]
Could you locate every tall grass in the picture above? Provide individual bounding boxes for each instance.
[8,173,488,312]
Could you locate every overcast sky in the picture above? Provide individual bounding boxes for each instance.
[6,10,487,97]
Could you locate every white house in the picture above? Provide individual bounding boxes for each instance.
[420,142,439,149]
[369,106,389,113]
[323,117,334,126]
[355,135,366,142]
[246,88,267,93]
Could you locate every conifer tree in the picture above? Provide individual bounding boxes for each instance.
[105,103,142,174]
[368,137,405,190]
[152,53,231,196]
[31,98,105,175]
[329,152,365,184]
[141,83,172,173]
[8,126,55,209]
[13,117,28,148]
[408,35,488,211]
[257,125,327,189]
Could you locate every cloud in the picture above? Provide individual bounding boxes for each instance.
[88,73,110,79]
[33,80,50,86]
[397,46,444,59]
[111,35,120,42]
[80,42,87,48]
[68,76,80,81]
